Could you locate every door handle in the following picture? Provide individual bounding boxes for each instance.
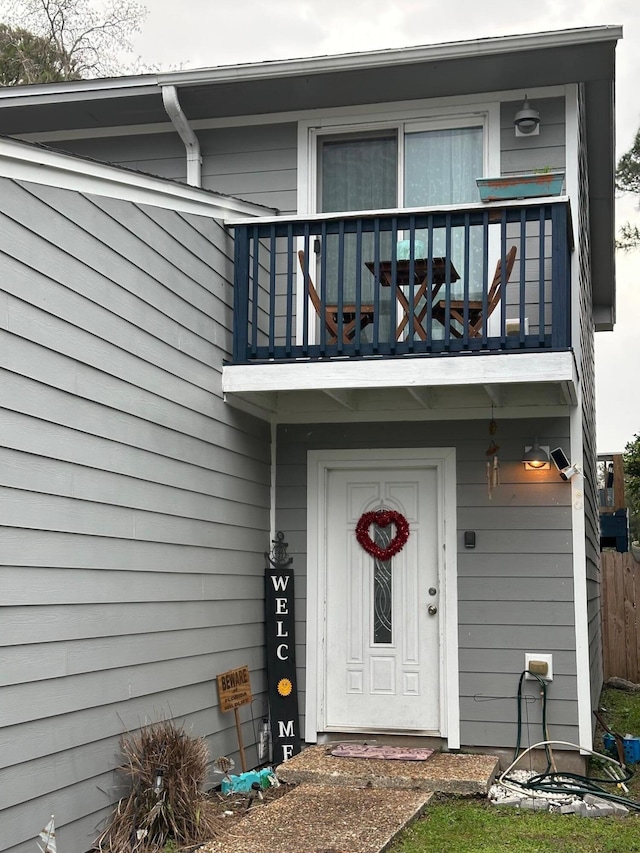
[428,604,437,616]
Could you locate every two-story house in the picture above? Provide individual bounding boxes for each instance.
[0,25,620,853]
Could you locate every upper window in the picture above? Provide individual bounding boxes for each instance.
[320,132,398,214]
[314,120,486,299]
[404,126,483,207]
[317,121,485,214]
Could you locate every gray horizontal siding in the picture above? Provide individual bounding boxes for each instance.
[51,98,565,218]
[275,417,577,751]
[57,122,299,214]
[0,177,270,853]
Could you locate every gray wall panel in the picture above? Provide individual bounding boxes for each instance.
[0,177,270,853]
[56,122,299,214]
[500,97,566,175]
[0,410,267,499]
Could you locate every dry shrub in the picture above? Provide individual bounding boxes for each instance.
[96,719,222,852]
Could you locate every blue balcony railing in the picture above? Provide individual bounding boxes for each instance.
[230,199,571,364]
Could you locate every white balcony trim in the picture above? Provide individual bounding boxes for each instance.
[225,195,570,228]
[222,350,577,399]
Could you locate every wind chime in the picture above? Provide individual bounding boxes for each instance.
[486,412,500,500]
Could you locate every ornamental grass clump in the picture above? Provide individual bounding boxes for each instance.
[96,720,222,852]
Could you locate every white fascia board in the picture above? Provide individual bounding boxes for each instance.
[158,26,622,88]
[223,351,577,396]
[0,137,274,218]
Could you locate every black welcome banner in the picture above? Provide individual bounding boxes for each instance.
[264,533,301,764]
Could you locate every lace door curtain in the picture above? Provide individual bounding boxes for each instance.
[404,126,484,298]
[320,135,397,305]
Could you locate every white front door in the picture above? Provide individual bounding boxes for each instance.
[322,461,442,733]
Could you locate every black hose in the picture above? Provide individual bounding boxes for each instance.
[504,670,640,811]
[512,670,552,771]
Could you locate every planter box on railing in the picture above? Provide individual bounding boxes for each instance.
[476,172,565,202]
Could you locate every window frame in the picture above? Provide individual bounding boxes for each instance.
[298,100,501,215]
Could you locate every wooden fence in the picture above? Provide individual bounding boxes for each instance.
[601,551,640,682]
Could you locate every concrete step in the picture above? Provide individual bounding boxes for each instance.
[277,744,499,795]
[202,783,433,853]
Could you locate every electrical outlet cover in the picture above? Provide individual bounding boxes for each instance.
[524,653,553,681]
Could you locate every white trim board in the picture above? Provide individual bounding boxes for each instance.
[225,195,570,228]
[306,447,459,747]
[0,137,273,219]
[570,403,593,753]
[222,350,578,397]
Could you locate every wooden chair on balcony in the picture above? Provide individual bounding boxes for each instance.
[297,250,376,344]
[432,245,517,338]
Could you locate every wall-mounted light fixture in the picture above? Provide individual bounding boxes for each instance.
[523,440,550,470]
[514,95,540,137]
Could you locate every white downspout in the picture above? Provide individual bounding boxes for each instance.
[161,84,202,187]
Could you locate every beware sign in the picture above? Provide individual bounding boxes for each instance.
[216,665,252,713]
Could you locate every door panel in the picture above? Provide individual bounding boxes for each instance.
[324,465,440,732]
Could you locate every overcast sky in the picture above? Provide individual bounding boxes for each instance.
[130,0,640,452]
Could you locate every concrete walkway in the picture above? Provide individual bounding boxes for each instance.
[201,748,499,853]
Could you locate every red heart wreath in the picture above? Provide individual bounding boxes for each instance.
[355,510,410,561]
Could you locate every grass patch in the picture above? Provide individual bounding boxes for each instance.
[390,686,640,852]
[593,687,640,799]
[390,797,638,853]
[599,688,640,740]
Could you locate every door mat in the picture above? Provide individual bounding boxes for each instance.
[331,744,434,761]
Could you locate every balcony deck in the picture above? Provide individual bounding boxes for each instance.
[223,198,575,415]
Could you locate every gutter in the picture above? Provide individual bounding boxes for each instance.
[162,85,202,187]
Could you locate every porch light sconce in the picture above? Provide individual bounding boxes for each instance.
[523,441,550,470]
[514,95,540,137]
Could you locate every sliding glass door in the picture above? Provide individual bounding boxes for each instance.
[316,120,485,332]
[320,134,397,303]
[404,126,484,297]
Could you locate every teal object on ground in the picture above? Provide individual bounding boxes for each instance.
[220,767,274,794]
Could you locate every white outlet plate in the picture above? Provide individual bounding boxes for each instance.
[524,653,553,681]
